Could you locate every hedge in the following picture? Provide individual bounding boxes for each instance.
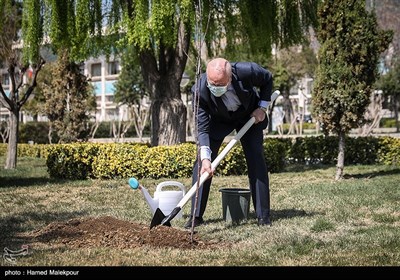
[0,135,399,180]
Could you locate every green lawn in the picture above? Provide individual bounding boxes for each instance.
[1,157,400,266]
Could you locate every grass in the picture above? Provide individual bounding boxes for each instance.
[1,157,400,267]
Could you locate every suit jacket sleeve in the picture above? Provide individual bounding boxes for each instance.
[235,62,273,102]
[191,75,211,147]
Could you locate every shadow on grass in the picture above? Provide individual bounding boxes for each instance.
[271,208,314,221]
[0,210,88,249]
[282,163,335,173]
[204,208,314,232]
[343,168,400,179]
[0,177,69,188]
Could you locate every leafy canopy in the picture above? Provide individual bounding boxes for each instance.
[312,0,393,134]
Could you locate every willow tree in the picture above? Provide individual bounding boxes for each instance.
[2,0,103,169]
[312,0,393,180]
[21,0,319,146]
[0,0,45,169]
[101,0,319,146]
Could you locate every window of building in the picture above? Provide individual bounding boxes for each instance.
[91,63,102,77]
[0,115,9,122]
[105,81,115,94]
[105,95,114,103]
[2,73,10,86]
[108,61,120,75]
[92,81,102,96]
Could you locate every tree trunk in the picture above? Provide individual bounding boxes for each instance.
[139,56,188,146]
[138,20,190,146]
[282,89,294,124]
[139,61,188,146]
[395,96,399,133]
[150,97,186,146]
[5,108,19,169]
[48,123,53,144]
[335,131,346,181]
[1,57,44,168]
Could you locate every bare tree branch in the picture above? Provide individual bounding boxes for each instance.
[18,57,46,108]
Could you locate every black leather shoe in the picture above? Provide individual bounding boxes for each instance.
[258,218,272,227]
[184,216,204,229]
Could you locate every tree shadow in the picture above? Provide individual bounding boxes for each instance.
[0,210,88,249]
[343,168,400,179]
[203,208,316,234]
[270,208,317,221]
[247,208,316,222]
[281,163,336,173]
[0,177,69,188]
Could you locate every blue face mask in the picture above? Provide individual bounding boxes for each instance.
[207,81,228,97]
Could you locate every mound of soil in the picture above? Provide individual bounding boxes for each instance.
[23,216,220,250]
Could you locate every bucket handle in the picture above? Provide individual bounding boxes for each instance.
[156,181,186,195]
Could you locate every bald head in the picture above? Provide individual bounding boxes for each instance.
[206,58,232,86]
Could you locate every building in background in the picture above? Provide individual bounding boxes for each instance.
[85,55,123,122]
[0,55,132,124]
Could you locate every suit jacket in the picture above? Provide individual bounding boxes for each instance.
[191,62,273,147]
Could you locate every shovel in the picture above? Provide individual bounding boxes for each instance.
[150,90,280,229]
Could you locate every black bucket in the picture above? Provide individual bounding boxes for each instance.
[219,188,251,224]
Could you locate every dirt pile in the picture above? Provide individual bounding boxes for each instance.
[24,216,219,250]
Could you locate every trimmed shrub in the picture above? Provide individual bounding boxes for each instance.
[142,143,196,179]
[46,143,101,179]
[377,136,400,166]
[91,143,150,179]
[3,134,398,180]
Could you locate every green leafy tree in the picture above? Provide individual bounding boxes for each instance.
[41,51,96,143]
[0,0,22,62]
[22,0,104,64]
[21,0,103,144]
[23,48,58,121]
[312,0,393,180]
[22,0,319,146]
[0,0,45,169]
[103,0,319,146]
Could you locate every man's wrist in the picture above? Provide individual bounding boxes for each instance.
[259,106,268,113]
[200,146,212,161]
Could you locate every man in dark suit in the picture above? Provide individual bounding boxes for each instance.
[185,57,273,229]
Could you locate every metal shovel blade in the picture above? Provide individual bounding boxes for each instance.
[150,208,171,229]
[160,207,181,226]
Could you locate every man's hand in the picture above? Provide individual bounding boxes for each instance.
[252,108,267,124]
[200,159,213,178]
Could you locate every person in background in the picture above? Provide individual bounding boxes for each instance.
[186,57,274,229]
